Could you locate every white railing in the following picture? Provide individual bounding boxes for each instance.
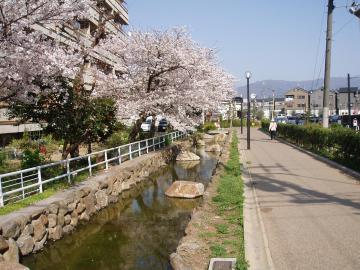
[0,131,185,207]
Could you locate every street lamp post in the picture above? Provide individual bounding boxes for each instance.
[245,71,252,150]
[348,73,352,127]
[240,98,243,134]
[272,90,275,119]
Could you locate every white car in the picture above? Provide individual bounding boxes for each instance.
[275,117,287,124]
[141,117,153,132]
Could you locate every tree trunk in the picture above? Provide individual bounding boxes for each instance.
[61,140,68,160]
[149,114,157,138]
[129,116,146,142]
[87,142,92,154]
[62,142,80,159]
[70,144,80,158]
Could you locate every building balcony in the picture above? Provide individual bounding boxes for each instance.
[106,0,129,25]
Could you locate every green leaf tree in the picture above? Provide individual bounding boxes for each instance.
[8,79,117,159]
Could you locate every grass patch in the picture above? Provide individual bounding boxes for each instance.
[216,224,229,234]
[0,169,93,216]
[199,231,217,238]
[211,132,247,270]
[210,244,227,257]
[0,189,57,216]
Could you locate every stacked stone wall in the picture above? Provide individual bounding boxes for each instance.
[0,142,184,265]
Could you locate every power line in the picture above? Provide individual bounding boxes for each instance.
[315,56,325,90]
[333,17,355,36]
[311,2,327,91]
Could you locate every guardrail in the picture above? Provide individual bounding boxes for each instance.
[0,131,185,207]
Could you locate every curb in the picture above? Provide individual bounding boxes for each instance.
[258,128,360,181]
[240,133,275,270]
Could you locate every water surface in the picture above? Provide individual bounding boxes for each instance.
[22,148,218,270]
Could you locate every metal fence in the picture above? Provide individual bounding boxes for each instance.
[0,131,185,207]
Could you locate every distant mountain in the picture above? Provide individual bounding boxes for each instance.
[236,76,360,98]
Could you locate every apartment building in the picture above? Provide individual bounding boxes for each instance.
[337,87,360,115]
[257,98,286,119]
[284,87,309,115]
[309,89,337,116]
[0,0,129,146]
[32,0,129,78]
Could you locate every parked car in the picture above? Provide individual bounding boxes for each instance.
[275,117,287,123]
[158,119,168,132]
[297,118,305,125]
[309,116,320,123]
[141,116,153,132]
[287,116,297,125]
[329,115,342,124]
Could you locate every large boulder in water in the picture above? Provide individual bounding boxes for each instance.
[165,181,204,199]
[203,134,214,140]
[214,133,227,142]
[176,151,200,161]
[208,130,229,135]
[0,262,29,270]
[205,144,221,152]
[177,161,200,169]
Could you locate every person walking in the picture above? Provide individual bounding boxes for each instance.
[353,118,359,131]
[269,119,277,140]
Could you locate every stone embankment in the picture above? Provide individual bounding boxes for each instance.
[170,131,230,270]
[0,142,184,265]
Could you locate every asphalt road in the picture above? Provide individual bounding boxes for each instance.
[240,128,360,270]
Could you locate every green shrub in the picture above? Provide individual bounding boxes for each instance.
[21,149,44,169]
[220,119,245,128]
[197,122,217,132]
[221,119,257,128]
[261,119,270,130]
[204,122,216,132]
[0,150,6,167]
[164,135,171,146]
[9,131,37,151]
[9,133,60,161]
[105,130,130,148]
[271,122,360,171]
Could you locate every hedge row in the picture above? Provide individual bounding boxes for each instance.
[220,119,259,128]
[261,120,360,170]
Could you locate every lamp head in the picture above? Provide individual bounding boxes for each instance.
[245,71,252,79]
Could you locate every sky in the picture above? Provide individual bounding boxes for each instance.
[126,0,360,85]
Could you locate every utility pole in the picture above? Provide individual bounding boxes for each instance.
[348,73,351,126]
[240,98,243,134]
[322,0,335,128]
[335,92,339,115]
[229,100,233,129]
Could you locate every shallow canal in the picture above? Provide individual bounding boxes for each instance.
[22,148,218,270]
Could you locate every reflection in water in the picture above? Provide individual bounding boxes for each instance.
[22,148,218,270]
[173,148,218,185]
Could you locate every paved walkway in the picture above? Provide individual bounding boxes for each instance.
[240,128,360,270]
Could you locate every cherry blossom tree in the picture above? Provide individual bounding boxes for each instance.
[2,0,128,158]
[0,0,90,102]
[97,28,234,139]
